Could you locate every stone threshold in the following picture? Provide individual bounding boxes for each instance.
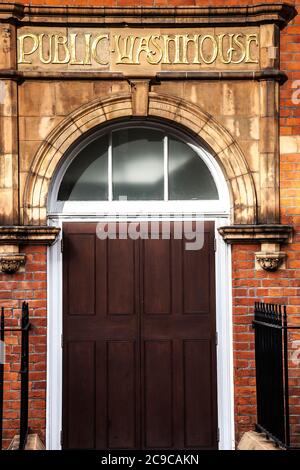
[0,3,296,27]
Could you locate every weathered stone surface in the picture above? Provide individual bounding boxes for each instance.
[131,80,149,116]
[0,79,19,225]
[21,90,260,226]
[19,140,41,173]
[255,250,286,271]
[17,25,261,75]
[280,136,300,154]
[0,225,60,245]
[1,4,295,27]
[0,252,26,274]
[260,24,279,69]
[0,6,286,248]
[237,431,283,450]
[218,224,293,244]
[54,81,94,116]
[0,23,17,70]
[221,82,259,117]
[8,433,45,450]
[18,82,56,117]
[93,80,130,98]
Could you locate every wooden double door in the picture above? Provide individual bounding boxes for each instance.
[62,222,218,449]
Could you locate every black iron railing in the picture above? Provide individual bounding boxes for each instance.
[0,302,31,450]
[253,301,300,449]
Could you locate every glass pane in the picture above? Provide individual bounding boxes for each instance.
[112,129,164,201]
[58,136,108,201]
[168,137,218,200]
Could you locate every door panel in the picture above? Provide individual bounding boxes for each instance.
[144,340,173,448]
[67,234,95,315]
[66,341,96,449]
[107,341,137,448]
[62,221,217,450]
[183,339,215,448]
[108,239,135,315]
[183,243,211,314]
[143,239,171,315]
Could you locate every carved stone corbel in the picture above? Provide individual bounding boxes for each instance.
[218,224,293,272]
[255,251,286,272]
[0,253,26,274]
[0,226,60,275]
[255,242,286,272]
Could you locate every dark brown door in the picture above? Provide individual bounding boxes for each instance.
[62,222,218,449]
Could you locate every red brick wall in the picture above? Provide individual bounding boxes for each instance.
[1,246,47,449]
[281,1,300,136]
[231,0,300,444]
[232,244,300,443]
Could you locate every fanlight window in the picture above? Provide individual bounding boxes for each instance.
[58,128,219,202]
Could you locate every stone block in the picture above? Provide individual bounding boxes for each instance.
[237,431,283,451]
[221,82,259,117]
[280,136,300,154]
[8,433,45,450]
[19,82,56,117]
[19,140,41,173]
[0,80,18,117]
[54,81,94,116]
[19,116,63,141]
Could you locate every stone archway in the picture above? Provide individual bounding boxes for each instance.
[23,92,257,225]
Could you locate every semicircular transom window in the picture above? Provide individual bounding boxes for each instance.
[58,128,219,202]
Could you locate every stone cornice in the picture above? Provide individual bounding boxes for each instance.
[218,224,293,244]
[0,3,296,27]
[0,225,60,245]
[0,69,288,84]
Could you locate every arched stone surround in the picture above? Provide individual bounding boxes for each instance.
[23,92,257,226]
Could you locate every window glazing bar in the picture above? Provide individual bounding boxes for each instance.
[164,135,168,202]
[108,131,113,201]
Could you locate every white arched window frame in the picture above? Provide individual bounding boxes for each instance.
[48,121,230,218]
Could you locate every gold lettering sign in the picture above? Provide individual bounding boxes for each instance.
[17,30,259,69]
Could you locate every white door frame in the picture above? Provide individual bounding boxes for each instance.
[46,214,234,450]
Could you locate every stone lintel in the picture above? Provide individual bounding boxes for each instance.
[0,225,60,246]
[218,224,293,244]
[0,4,296,27]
